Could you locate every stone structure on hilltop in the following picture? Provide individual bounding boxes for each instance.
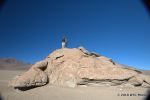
[9,47,150,90]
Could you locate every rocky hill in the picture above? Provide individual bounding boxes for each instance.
[0,58,31,70]
[8,47,150,90]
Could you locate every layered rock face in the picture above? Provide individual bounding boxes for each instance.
[9,48,150,90]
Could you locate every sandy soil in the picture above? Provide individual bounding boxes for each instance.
[0,70,150,100]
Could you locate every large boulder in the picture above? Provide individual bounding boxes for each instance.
[9,48,150,90]
[46,48,138,87]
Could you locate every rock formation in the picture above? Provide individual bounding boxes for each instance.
[9,47,150,90]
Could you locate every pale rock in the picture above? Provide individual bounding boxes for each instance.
[9,47,150,90]
[9,67,48,89]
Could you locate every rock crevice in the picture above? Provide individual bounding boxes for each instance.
[9,48,150,90]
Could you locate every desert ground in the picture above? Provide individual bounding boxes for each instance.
[0,69,150,100]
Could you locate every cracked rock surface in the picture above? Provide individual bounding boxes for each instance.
[9,48,150,90]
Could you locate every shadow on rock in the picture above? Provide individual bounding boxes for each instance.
[14,86,37,91]
[14,84,48,91]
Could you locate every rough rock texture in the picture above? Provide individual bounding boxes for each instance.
[8,67,48,89]
[9,48,150,90]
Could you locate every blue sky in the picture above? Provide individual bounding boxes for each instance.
[0,0,150,70]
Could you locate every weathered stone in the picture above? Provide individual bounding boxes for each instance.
[78,46,101,57]
[9,67,48,89]
[128,75,143,86]
[78,46,91,55]
[111,80,126,85]
[9,47,150,90]
[142,75,150,85]
[120,83,135,88]
[142,82,150,88]
[32,60,48,70]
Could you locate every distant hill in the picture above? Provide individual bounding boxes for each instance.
[0,58,31,70]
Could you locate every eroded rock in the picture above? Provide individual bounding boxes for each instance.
[9,47,150,90]
[9,67,48,90]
